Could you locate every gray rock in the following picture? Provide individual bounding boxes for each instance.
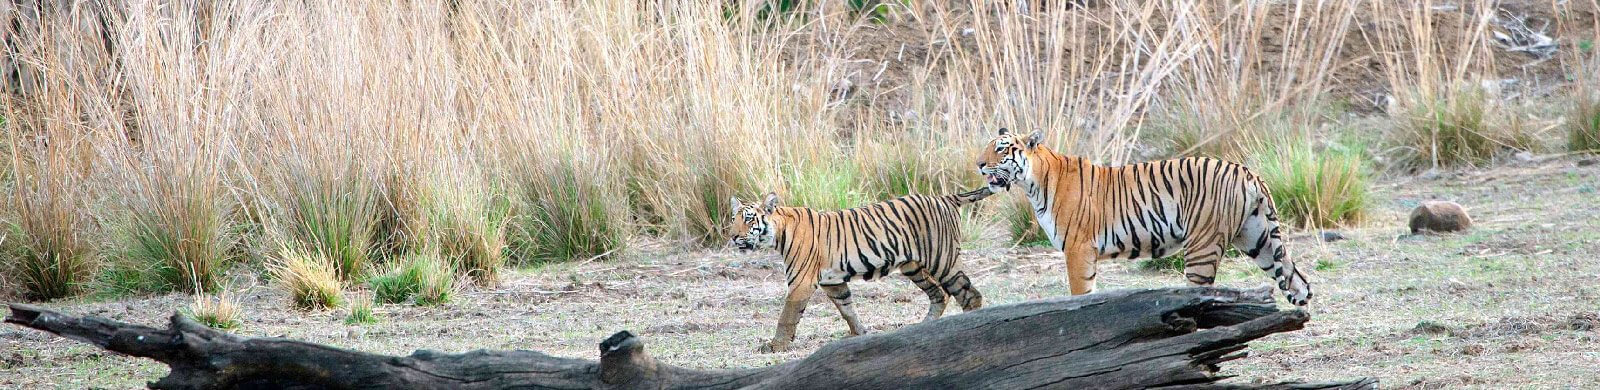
[1409,200,1473,234]
[1319,231,1347,242]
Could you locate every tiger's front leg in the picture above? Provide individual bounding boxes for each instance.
[1065,244,1098,295]
[759,282,816,353]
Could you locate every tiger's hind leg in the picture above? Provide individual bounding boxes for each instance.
[937,269,983,312]
[1235,204,1313,306]
[898,262,948,322]
[1181,238,1224,286]
[820,283,865,336]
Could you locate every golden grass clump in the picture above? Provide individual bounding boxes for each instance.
[3,120,99,300]
[427,159,507,285]
[268,248,346,311]
[186,290,244,331]
[1570,53,1600,152]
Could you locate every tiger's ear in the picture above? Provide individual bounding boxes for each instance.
[729,197,742,216]
[997,127,1010,136]
[762,192,780,213]
[1026,130,1044,149]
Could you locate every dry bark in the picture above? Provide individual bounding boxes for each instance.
[5,286,1376,390]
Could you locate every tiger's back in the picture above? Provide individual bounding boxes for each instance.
[784,193,970,287]
[1088,157,1273,262]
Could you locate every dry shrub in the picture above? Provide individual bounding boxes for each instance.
[1389,83,1506,167]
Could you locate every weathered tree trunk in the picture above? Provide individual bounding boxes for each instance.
[5,286,1376,389]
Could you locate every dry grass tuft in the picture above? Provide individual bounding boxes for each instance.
[3,119,98,300]
[268,248,346,311]
[345,293,379,325]
[428,161,507,285]
[1570,53,1600,152]
[186,290,243,331]
[1155,1,1357,161]
[1365,0,1532,168]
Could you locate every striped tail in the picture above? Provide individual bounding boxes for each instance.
[948,187,995,207]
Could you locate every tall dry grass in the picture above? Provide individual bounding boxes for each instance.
[3,109,99,300]
[1570,50,1600,152]
[6,0,1591,301]
[1154,0,1358,161]
[1365,0,1524,168]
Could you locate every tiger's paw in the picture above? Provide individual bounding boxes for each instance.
[757,340,791,353]
[1288,291,1312,306]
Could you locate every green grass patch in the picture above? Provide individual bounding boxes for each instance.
[345,296,379,325]
[505,160,628,265]
[1315,259,1340,271]
[783,159,870,211]
[284,179,381,282]
[1252,136,1370,229]
[368,252,454,306]
[1391,85,1508,167]
[1005,198,1051,247]
[1138,254,1187,272]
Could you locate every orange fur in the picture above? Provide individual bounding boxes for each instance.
[976,128,1312,305]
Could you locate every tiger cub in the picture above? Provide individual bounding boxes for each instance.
[728,187,993,352]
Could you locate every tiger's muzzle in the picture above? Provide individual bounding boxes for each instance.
[729,238,757,252]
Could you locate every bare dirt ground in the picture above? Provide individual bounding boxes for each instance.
[3,157,1599,389]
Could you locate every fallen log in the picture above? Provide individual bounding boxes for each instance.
[5,286,1376,389]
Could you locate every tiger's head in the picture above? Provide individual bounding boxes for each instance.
[727,192,780,252]
[975,127,1044,193]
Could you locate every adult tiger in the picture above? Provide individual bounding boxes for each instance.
[974,128,1312,306]
[729,187,993,353]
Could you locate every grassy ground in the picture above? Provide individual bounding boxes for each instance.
[2,157,1598,389]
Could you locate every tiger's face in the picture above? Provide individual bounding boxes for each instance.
[727,193,781,251]
[975,127,1042,193]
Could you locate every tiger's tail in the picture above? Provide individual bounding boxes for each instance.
[947,187,995,207]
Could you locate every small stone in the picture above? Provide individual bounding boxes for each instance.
[1319,231,1347,242]
[1409,200,1473,234]
[1578,159,1598,167]
[1412,320,1453,335]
